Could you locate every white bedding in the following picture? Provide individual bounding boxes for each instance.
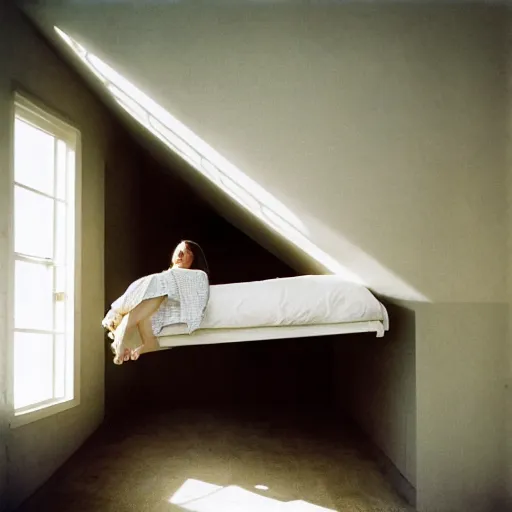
[159,275,386,337]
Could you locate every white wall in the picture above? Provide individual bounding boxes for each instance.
[17,3,512,511]
[0,4,133,510]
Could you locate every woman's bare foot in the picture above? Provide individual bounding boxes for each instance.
[111,314,161,365]
[130,345,144,361]
[112,347,131,365]
[130,336,160,361]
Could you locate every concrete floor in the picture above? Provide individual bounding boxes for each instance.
[16,408,414,512]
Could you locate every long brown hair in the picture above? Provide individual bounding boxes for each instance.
[179,240,209,276]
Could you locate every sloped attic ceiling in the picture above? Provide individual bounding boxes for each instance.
[15,0,442,302]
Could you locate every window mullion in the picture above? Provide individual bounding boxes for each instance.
[52,138,58,399]
[14,328,65,335]
[13,181,65,203]
[14,398,62,416]
[63,147,69,397]
[14,253,53,266]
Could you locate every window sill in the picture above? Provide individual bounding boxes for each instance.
[9,397,80,429]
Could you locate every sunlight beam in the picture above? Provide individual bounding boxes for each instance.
[54,27,361,278]
[53,26,429,300]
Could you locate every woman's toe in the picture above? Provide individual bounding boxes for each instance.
[130,346,143,361]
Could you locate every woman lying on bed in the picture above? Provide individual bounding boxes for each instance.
[102,240,210,365]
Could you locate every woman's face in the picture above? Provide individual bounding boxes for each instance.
[172,242,194,269]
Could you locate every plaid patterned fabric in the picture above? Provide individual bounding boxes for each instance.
[108,268,209,335]
[151,268,210,334]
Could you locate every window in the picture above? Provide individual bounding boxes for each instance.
[9,93,80,427]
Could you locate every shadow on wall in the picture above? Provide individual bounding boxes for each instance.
[126,334,336,415]
[330,300,417,505]
[104,152,301,418]
[136,157,298,285]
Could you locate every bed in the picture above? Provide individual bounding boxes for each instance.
[156,275,389,348]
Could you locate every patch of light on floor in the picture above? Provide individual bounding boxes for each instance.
[170,478,337,512]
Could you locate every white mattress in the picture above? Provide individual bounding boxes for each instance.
[156,275,388,347]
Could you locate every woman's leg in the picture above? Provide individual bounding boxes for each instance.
[121,296,165,362]
[111,314,131,365]
[131,316,161,360]
[125,296,165,330]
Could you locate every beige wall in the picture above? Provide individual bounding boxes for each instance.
[417,303,508,511]
[507,11,512,510]
[0,5,136,510]
[18,3,512,511]
[332,301,417,494]
[0,5,10,509]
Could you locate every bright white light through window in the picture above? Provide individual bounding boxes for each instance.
[15,260,53,331]
[14,118,55,195]
[14,332,54,409]
[14,186,54,258]
[12,94,78,414]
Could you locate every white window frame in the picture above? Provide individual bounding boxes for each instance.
[7,92,82,429]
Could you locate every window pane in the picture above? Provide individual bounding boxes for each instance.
[54,334,66,399]
[55,202,67,265]
[14,332,53,409]
[56,140,67,200]
[55,265,66,292]
[15,260,53,331]
[14,118,55,195]
[15,186,54,259]
[55,300,65,333]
